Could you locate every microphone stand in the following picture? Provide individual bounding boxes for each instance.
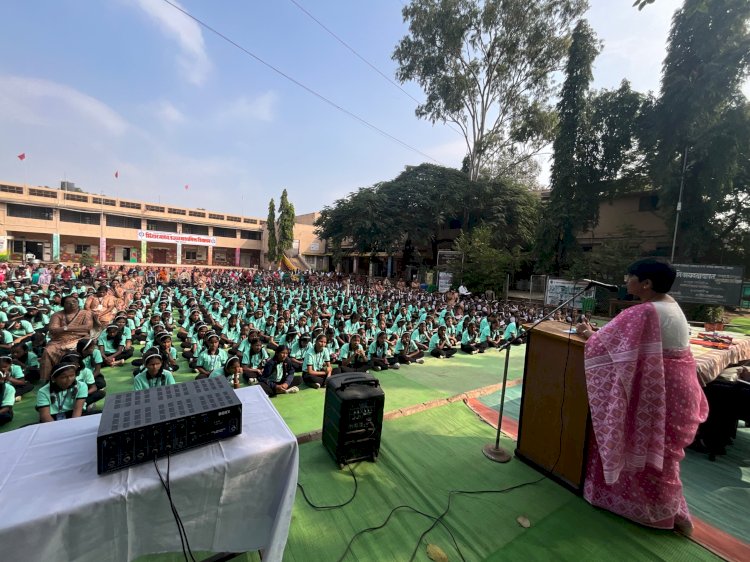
[482,283,594,463]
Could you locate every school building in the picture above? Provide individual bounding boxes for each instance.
[0,181,265,268]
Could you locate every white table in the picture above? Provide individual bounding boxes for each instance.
[0,386,298,562]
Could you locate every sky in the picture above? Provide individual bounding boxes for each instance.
[1,0,744,217]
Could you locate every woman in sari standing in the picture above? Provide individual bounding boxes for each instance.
[576,258,708,534]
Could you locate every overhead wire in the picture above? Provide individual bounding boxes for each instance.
[160,0,445,165]
[287,0,464,138]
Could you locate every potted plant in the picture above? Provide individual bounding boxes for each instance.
[704,306,725,332]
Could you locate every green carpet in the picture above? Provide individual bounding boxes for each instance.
[682,427,750,543]
[285,403,716,561]
[477,386,750,546]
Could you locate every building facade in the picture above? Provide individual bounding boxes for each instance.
[0,181,265,268]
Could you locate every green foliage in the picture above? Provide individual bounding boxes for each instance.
[79,252,95,268]
[450,226,518,294]
[538,19,599,274]
[651,0,750,261]
[567,225,645,282]
[0,252,8,263]
[277,189,296,258]
[314,164,539,266]
[393,0,587,181]
[266,198,278,263]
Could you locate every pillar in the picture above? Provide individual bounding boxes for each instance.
[52,234,60,262]
[352,256,359,274]
[140,240,147,263]
[387,256,393,278]
[176,243,182,265]
[99,237,107,265]
[235,248,241,267]
[207,245,213,266]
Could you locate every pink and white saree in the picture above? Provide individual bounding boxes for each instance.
[583,302,708,530]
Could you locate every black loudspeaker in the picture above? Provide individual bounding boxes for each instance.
[322,372,384,468]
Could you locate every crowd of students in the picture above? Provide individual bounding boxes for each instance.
[0,263,552,428]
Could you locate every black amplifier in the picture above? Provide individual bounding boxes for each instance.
[96,377,242,474]
[322,372,384,468]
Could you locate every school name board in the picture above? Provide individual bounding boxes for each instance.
[670,264,744,306]
[136,230,217,246]
[545,279,595,309]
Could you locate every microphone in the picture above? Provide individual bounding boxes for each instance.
[582,279,619,292]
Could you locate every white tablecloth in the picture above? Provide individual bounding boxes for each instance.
[0,386,298,562]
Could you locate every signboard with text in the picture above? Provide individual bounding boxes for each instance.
[137,230,217,247]
[545,279,595,309]
[670,264,744,306]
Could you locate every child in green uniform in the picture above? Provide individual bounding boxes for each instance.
[194,333,228,379]
[302,334,338,388]
[36,363,87,422]
[368,331,400,371]
[209,356,243,389]
[133,350,176,391]
[0,354,33,398]
[0,373,15,426]
[259,345,301,396]
[429,325,457,358]
[240,337,268,385]
[395,332,424,365]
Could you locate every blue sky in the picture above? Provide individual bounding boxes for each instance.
[1,0,740,217]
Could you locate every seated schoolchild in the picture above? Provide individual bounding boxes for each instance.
[97,324,132,367]
[156,333,180,372]
[428,325,457,359]
[302,334,339,388]
[36,363,88,422]
[0,354,33,398]
[259,345,302,397]
[0,371,15,426]
[460,322,482,354]
[11,342,41,384]
[60,352,105,410]
[368,331,400,371]
[479,319,504,351]
[240,337,268,385]
[77,337,107,390]
[209,355,243,388]
[395,332,424,365]
[338,333,369,373]
[324,327,340,362]
[133,349,176,390]
[194,333,228,379]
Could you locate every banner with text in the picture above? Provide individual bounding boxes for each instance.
[137,230,217,247]
[670,264,744,306]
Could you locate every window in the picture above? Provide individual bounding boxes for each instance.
[120,201,142,209]
[146,220,177,232]
[64,193,89,203]
[7,203,53,220]
[74,244,91,255]
[213,227,236,238]
[0,184,24,194]
[182,223,209,235]
[240,230,262,240]
[92,197,116,206]
[227,215,241,222]
[145,205,165,212]
[638,195,659,212]
[28,188,57,199]
[189,210,205,218]
[60,209,100,225]
[185,250,198,260]
[208,213,225,220]
[243,218,257,224]
[168,208,186,215]
[106,214,141,229]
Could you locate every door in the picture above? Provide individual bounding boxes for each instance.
[121,247,132,262]
[152,249,168,264]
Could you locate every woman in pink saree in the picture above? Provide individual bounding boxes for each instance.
[576,258,708,534]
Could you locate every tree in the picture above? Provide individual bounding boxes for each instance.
[537,19,599,274]
[277,189,296,259]
[651,0,750,261]
[393,0,587,181]
[266,198,277,262]
[450,225,517,294]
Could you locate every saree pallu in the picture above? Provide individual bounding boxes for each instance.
[583,303,708,529]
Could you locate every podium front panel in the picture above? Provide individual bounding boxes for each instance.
[516,321,590,492]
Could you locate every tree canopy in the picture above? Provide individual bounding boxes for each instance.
[393,0,587,181]
[277,189,296,259]
[314,163,539,267]
[266,198,277,262]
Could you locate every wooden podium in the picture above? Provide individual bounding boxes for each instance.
[515,321,592,493]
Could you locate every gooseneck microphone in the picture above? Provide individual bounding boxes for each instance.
[582,279,619,292]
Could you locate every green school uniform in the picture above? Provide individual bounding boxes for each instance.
[302,347,331,371]
[36,381,87,416]
[1,383,15,408]
[196,349,229,373]
[133,371,176,390]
